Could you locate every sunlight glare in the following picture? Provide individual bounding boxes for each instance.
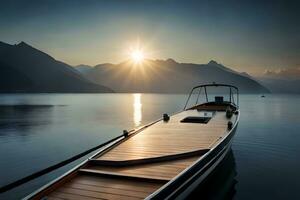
[130,49,145,63]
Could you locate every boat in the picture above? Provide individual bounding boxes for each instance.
[24,83,240,200]
[187,149,237,199]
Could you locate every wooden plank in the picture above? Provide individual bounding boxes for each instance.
[45,174,163,200]
[62,183,149,199]
[91,148,208,167]
[56,187,142,200]
[79,169,172,181]
[50,191,105,200]
[82,156,199,181]
[74,175,161,192]
[67,182,148,196]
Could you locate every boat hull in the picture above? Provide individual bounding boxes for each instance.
[174,126,237,199]
[147,113,239,200]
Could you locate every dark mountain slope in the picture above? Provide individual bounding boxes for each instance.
[0,41,112,93]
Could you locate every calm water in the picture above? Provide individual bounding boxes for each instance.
[0,94,300,199]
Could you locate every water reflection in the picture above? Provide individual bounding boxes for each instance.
[133,93,142,126]
[188,149,237,200]
[0,105,55,136]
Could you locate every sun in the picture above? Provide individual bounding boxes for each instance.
[130,49,145,63]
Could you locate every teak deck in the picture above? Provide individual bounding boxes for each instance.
[45,174,163,200]
[29,106,237,200]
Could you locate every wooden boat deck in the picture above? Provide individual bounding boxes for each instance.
[29,108,238,200]
[95,110,234,162]
[44,174,164,200]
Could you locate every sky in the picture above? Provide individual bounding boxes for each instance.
[0,0,299,75]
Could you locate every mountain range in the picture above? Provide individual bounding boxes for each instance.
[256,68,300,94]
[0,41,281,94]
[75,59,270,93]
[0,41,112,93]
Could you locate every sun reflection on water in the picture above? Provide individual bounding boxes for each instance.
[133,93,142,126]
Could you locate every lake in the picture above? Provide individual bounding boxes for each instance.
[0,94,300,199]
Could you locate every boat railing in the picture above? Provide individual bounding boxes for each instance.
[183,83,239,110]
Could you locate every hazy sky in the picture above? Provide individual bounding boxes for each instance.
[0,0,299,75]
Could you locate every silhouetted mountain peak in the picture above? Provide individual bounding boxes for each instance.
[16,41,35,49]
[0,41,113,93]
[207,60,219,66]
[206,60,237,74]
[165,58,177,64]
[16,41,36,50]
[13,41,56,61]
[0,41,32,49]
[17,41,27,46]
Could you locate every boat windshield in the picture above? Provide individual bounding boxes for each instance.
[183,84,239,110]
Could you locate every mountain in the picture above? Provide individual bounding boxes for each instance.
[240,72,253,79]
[263,68,300,80]
[75,64,93,74]
[75,59,270,93]
[254,68,300,93]
[0,41,113,93]
[257,78,300,94]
